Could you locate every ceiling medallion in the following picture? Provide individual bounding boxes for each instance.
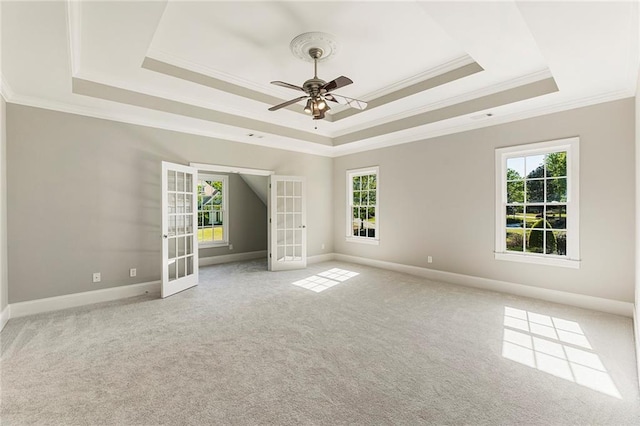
[290,32,338,63]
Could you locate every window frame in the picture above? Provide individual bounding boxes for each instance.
[346,166,379,245]
[495,137,580,268]
[197,173,229,248]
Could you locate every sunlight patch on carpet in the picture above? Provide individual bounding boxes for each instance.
[502,306,621,399]
[292,268,359,293]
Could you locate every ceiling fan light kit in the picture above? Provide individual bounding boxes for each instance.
[269,32,367,120]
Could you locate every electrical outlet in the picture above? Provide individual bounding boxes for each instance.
[93,272,101,283]
[130,268,137,277]
[427,256,433,264]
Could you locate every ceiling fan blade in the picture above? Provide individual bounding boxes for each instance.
[321,76,353,93]
[268,95,308,111]
[325,93,367,110]
[270,81,305,92]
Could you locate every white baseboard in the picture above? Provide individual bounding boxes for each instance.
[199,250,267,267]
[9,280,160,319]
[334,253,634,317]
[0,304,9,331]
[307,253,336,264]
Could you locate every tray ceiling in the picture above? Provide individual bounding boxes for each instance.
[1,1,638,157]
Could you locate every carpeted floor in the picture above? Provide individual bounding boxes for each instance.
[1,259,639,425]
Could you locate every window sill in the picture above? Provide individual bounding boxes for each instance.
[346,236,379,246]
[199,242,229,249]
[495,251,580,269]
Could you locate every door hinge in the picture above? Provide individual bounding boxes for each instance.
[269,253,272,258]
[269,184,272,189]
[269,218,272,223]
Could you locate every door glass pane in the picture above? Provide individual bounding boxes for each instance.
[169,260,176,282]
[286,181,293,196]
[178,258,185,278]
[169,194,176,214]
[294,181,301,196]
[185,174,193,192]
[177,172,185,192]
[294,245,302,260]
[277,181,285,196]
[168,171,176,191]
[169,237,176,259]
[277,246,285,261]
[169,215,176,236]
[177,194,184,213]
[187,256,193,275]
[178,236,185,257]
[185,236,192,255]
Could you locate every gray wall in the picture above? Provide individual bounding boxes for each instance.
[635,74,640,385]
[7,104,333,303]
[199,173,267,259]
[334,98,635,303]
[0,96,7,313]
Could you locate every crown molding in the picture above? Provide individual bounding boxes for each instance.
[8,93,335,157]
[330,88,633,158]
[333,68,553,137]
[147,48,289,100]
[357,55,476,102]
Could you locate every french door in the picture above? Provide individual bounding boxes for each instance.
[269,175,307,271]
[161,161,199,298]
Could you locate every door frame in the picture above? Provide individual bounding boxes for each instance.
[189,163,275,268]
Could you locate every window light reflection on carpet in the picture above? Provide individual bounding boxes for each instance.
[502,306,621,399]
[292,268,359,293]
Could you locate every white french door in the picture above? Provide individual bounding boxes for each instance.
[161,161,199,298]
[269,175,307,271]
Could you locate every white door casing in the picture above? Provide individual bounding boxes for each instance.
[161,161,199,298]
[269,175,307,271]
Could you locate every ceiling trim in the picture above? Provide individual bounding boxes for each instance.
[333,77,559,145]
[72,77,334,146]
[4,87,632,160]
[332,68,553,137]
[144,49,483,123]
[330,61,483,121]
[142,56,307,116]
[356,55,477,101]
[331,88,634,157]
[6,92,336,157]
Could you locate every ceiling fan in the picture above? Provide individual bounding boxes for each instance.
[268,47,367,120]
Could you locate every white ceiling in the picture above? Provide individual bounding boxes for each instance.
[1,1,638,157]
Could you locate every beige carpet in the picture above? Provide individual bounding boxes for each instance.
[1,259,639,425]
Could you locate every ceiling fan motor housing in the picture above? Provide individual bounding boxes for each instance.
[303,78,326,97]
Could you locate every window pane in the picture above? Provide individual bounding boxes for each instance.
[526,155,545,178]
[369,190,376,205]
[506,230,524,252]
[507,180,524,203]
[553,231,567,256]
[507,157,525,180]
[360,191,368,205]
[545,152,567,177]
[545,230,564,255]
[361,175,369,190]
[547,178,567,202]
[526,180,544,203]
[526,230,544,253]
[353,191,360,206]
[506,206,524,228]
[353,176,361,190]
[546,205,566,230]
[369,174,377,190]
[525,206,543,228]
[352,208,359,236]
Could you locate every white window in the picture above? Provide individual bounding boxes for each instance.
[197,174,228,247]
[495,137,579,268]
[346,167,379,245]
